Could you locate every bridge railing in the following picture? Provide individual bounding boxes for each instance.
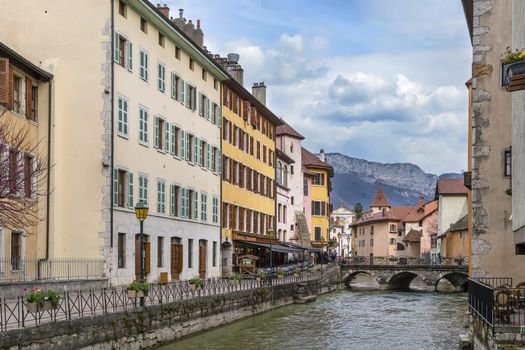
[341,256,467,267]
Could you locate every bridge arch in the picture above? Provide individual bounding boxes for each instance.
[436,272,469,292]
[344,271,379,288]
[387,271,422,290]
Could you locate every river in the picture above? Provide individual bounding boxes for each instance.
[158,289,468,350]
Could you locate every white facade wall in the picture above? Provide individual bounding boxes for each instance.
[437,195,468,236]
[110,2,223,284]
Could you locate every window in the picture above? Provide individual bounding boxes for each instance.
[138,174,148,205]
[214,78,218,90]
[157,180,166,214]
[370,239,374,246]
[139,49,148,81]
[181,188,189,218]
[201,192,207,221]
[314,227,322,241]
[171,72,184,103]
[13,76,21,113]
[371,226,374,235]
[23,154,33,198]
[504,149,512,177]
[199,93,209,118]
[389,238,396,245]
[202,69,207,81]
[139,107,148,144]
[212,196,219,224]
[188,238,193,268]
[290,165,294,175]
[312,201,326,216]
[313,173,325,185]
[158,32,165,47]
[11,232,22,270]
[185,83,197,111]
[118,0,127,17]
[154,116,168,151]
[114,33,132,71]
[117,96,128,137]
[256,141,260,159]
[118,233,126,268]
[250,137,254,156]
[390,224,397,232]
[290,142,294,153]
[113,168,133,209]
[169,184,180,217]
[192,190,198,220]
[189,58,194,70]
[140,17,148,33]
[157,236,164,267]
[212,241,217,267]
[175,46,181,60]
[29,84,38,121]
[157,63,166,92]
[263,145,267,163]
[431,237,437,248]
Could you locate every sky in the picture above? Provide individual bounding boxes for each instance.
[167,0,472,175]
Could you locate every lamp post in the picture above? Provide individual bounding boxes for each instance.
[337,232,342,259]
[134,201,149,307]
[347,236,351,258]
[267,227,274,270]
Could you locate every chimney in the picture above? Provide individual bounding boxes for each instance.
[319,149,326,162]
[226,53,244,85]
[252,82,266,105]
[157,3,170,18]
[172,8,186,28]
[193,19,204,48]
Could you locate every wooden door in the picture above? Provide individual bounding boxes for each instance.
[170,243,183,280]
[135,235,150,280]
[199,240,207,279]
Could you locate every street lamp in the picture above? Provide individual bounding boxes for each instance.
[337,232,342,258]
[347,236,351,257]
[134,201,149,306]
[267,227,274,270]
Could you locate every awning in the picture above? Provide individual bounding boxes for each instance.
[281,242,321,253]
[234,240,303,253]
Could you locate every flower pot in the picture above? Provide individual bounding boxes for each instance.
[231,279,240,284]
[256,277,261,282]
[277,275,284,279]
[27,301,55,313]
[294,273,300,277]
[189,283,197,291]
[127,290,145,298]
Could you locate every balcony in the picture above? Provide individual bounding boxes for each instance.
[503,61,525,92]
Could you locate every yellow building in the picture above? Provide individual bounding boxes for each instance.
[301,148,333,249]
[218,68,283,275]
[439,215,470,263]
[0,43,52,275]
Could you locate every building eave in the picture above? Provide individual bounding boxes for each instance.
[0,42,53,81]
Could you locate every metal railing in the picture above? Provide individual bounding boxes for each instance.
[0,259,105,282]
[0,265,338,332]
[341,256,468,267]
[468,277,525,334]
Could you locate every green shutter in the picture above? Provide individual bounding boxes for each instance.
[164,121,170,152]
[178,128,183,158]
[217,149,222,174]
[185,83,190,108]
[179,78,185,104]
[114,32,119,63]
[217,106,222,127]
[113,168,118,206]
[170,124,175,155]
[198,93,203,116]
[128,172,134,208]
[127,41,132,71]
[171,73,176,99]
[154,116,159,148]
[185,133,190,160]
[181,130,186,159]
[193,191,198,220]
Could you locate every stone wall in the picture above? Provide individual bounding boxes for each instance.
[0,269,339,349]
[0,278,108,299]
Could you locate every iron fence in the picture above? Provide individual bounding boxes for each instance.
[341,256,467,267]
[468,278,494,333]
[0,265,338,332]
[0,259,105,282]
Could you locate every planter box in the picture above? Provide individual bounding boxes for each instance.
[503,61,525,91]
[255,277,261,282]
[277,275,284,279]
[189,283,203,291]
[230,279,240,284]
[27,301,56,313]
[127,290,145,298]
[293,273,300,277]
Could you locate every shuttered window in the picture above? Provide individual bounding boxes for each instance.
[212,196,219,224]
[127,172,134,209]
[181,188,189,218]
[0,58,9,107]
[139,49,148,81]
[139,107,148,144]
[170,124,176,155]
[192,190,199,220]
[169,184,180,217]
[201,192,207,222]
[157,62,165,92]
[114,33,132,71]
[157,180,166,214]
[138,174,148,205]
[171,72,183,101]
[117,96,128,137]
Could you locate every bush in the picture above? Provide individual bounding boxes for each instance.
[256,271,267,278]
[230,273,241,281]
[276,268,285,276]
[189,276,205,288]
[128,280,149,294]
[25,288,64,306]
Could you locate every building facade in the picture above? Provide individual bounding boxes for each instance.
[0,43,52,272]
[330,207,354,257]
[1,0,230,284]
[218,58,282,275]
[302,148,333,249]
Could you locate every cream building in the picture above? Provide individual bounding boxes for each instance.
[1,0,229,284]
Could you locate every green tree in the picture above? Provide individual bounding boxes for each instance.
[354,203,363,219]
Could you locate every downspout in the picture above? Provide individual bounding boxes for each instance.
[110,0,115,248]
[45,79,53,259]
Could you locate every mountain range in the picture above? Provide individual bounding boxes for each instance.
[322,153,462,210]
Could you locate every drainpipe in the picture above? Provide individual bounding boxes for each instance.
[110,0,115,249]
[45,79,53,259]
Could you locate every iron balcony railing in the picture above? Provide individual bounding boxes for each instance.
[0,265,338,332]
[341,256,468,267]
[0,258,105,282]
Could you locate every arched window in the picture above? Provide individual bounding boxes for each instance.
[290,142,294,153]
[283,205,287,224]
[397,243,405,251]
[283,165,288,187]
[276,161,283,185]
[278,204,282,223]
[283,230,287,242]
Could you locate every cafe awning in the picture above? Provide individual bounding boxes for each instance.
[281,242,322,253]
[235,240,303,253]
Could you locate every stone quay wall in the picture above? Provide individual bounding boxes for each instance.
[0,267,339,349]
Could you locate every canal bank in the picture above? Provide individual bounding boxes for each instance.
[0,267,339,349]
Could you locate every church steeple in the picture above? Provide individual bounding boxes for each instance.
[370,187,390,214]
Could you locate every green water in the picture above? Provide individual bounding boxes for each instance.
[158,290,468,350]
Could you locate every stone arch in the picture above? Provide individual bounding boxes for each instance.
[344,271,378,287]
[397,243,405,251]
[387,271,421,290]
[436,272,469,292]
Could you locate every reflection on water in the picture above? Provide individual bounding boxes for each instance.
[158,289,467,350]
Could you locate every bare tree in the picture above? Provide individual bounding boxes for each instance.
[0,109,48,231]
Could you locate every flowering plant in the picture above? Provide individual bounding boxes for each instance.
[502,47,525,64]
[25,288,63,306]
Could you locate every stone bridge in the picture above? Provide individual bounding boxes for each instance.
[341,264,469,291]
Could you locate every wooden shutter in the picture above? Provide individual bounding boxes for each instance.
[145,241,151,274]
[128,172,134,208]
[25,77,32,119]
[0,58,9,106]
[229,121,233,144]
[229,205,235,229]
